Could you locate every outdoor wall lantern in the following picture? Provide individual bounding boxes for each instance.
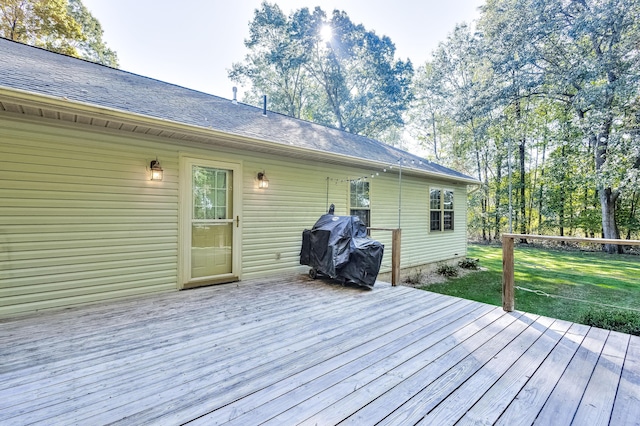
[149,158,164,181]
[257,171,269,189]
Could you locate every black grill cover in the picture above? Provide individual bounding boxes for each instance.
[300,211,384,287]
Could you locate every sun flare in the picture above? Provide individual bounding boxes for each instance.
[320,25,333,42]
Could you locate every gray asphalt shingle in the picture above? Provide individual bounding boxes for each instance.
[0,38,474,181]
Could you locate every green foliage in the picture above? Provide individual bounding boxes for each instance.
[436,263,458,278]
[230,1,413,140]
[228,2,309,119]
[67,0,118,67]
[458,258,479,270]
[0,0,83,56]
[0,0,118,66]
[579,309,640,337]
[412,0,640,246]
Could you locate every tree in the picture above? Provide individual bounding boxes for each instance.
[229,2,413,140]
[228,2,311,118]
[409,62,444,161]
[0,0,118,66]
[0,0,82,56]
[305,8,414,137]
[539,0,640,252]
[67,0,118,67]
[479,0,640,252]
[424,25,495,239]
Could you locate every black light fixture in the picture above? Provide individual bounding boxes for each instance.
[150,158,163,181]
[257,170,269,189]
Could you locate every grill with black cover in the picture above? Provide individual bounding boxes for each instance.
[300,205,384,288]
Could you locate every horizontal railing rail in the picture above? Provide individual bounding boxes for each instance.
[501,233,640,312]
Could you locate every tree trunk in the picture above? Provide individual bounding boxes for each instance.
[627,191,638,240]
[431,112,439,160]
[494,152,503,240]
[527,140,536,233]
[472,122,487,241]
[559,195,565,237]
[514,97,527,243]
[600,188,622,254]
[519,141,526,237]
[559,145,566,240]
[537,141,546,234]
[592,110,622,253]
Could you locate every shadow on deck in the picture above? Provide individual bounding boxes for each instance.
[0,274,638,425]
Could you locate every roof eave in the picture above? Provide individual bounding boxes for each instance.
[0,85,480,185]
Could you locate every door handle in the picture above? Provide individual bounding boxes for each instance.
[236,216,240,227]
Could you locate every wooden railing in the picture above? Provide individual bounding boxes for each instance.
[369,228,401,286]
[501,233,640,312]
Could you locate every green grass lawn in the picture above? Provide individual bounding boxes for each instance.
[422,244,640,333]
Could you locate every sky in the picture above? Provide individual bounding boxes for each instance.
[81,0,484,101]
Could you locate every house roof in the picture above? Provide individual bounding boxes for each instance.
[0,38,476,183]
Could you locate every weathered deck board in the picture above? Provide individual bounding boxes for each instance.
[218,302,492,426]
[374,313,544,426]
[418,314,553,425]
[610,335,640,426]
[303,309,519,426]
[493,320,581,425]
[0,278,345,364]
[1,287,409,404]
[532,325,608,426]
[0,274,638,426]
[572,330,630,426]
[63,287,426,425]
[4,284,417,423]
[3,295,413,419]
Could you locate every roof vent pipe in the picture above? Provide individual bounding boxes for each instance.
[232,87,238,104]
[262,95,267,116]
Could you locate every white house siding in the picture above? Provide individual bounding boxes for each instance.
[0,115,469,316]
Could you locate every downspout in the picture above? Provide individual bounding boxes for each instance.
[467,183,483,195]
[326,177,329,212]
[398,162,402,229]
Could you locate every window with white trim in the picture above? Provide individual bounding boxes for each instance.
[350,180,370,228]
[430,188,454,231]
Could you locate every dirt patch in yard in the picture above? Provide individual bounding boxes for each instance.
[399,266,487,288]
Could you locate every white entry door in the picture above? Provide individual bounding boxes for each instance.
[181,157,241,288]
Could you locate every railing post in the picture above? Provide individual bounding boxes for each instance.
[502,234,515,312]
[391,229,401,286]
[497,233,640,312]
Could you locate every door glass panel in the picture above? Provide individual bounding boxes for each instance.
[191,223,233,278]
[192,166,233,220]
[190,165,233,279]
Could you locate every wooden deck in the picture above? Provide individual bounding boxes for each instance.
[1,275,638,425]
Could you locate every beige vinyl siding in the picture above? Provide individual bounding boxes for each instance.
[240,158,350,278]
[0,117,178,316]
[369,174,467,272]
[419,182,468,262]
[172,148,352,280]
[239,162,468,278]
[1,114,469,316]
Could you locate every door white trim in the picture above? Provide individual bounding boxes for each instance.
[178,156,242,289]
